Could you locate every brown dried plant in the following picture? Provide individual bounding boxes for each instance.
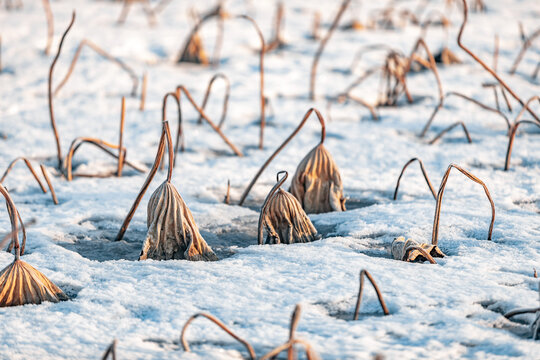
[139,72,147,111]
[265,2,286,52]
[42,0,53,55]
[504,120,540,171]
[257,171,319,245]
[393,158,437,200]
[117,0,157,27]
[54,39,139,97]
[504,286,540,340]
[310,0,352,100]
[196,73,230,128]
[101,339,117,360]
[180,312,256,359]
[510,27,540,77]
[391,236,441,264]
[353,269,390,320]
[239,108,345,215]
[0,185,67,307]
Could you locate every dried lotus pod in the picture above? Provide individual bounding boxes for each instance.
[258,171,320,245]
[0,185,67,307]
[391,236,443,264]
[289,143,346,214]
[140,181,217,261]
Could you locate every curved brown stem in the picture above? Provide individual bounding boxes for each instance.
[493,34,499,72]
[346,94,379,121]
[0,157,47,193]
[115,124,167,241]
[159,92,181,168]
[353,269,390,320]
[420,91,510,137]
[510,27,540,75]
[5,201,26,255]
[260,338,319,360]
[349,44,396,74]
[139,72,147,111]
[238,108,326,206]
[512,96,540,127]
[117,97,126,177]
[235,15,266,149]
[49,11,76,170]
[212,15,225,66]
[180,313,256,360]
[393,158,436,200]
[40,165,58,205]
[65,137,125,181]
[54,39,139,97]
[42,0,53,55]
[343,66,382,95]
[532,61,540,79]
[428,121,472,145]
[101,339,117,360]
[176,85,243,156]
[403,246,437,264]
[505,120,540,171]
[164,121,174,183]
[196,73,230,129]
[257,171,288,245]
[432,164,495,246]
[0,185,20,260]
[457,0,539,122]
[309,0,352,100]
[288,304,301,360]
[405,38,444,103]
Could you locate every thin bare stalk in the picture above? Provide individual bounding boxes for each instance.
[0,185,20,260]
[0,219,35,252]
[224,179,230,204]
[49,11,76,170]
[405,38,444,102]
[353,269,390,320]
[349,44,395,74]
[532,61,540,79]
[493,34,499,72]
[197,73,230,129]
[159,92,180,169]
[457,0,539,122]
[4,200,26,255]
[512,96,540,126]
[212,14,225,66]
[505,120,540,171]
[101,339,117,360]
[429,121,472,144]
[117,97,126,176]
[0,158,47,193]
[393,158,436,200]
[420,91,510,137]
[432,164,495,246]
[176,85,243,156]
[238,108,326,206]
[309,0,352,100]
[40,165,58,205]
[257,171,288,245]
[346,95,379,121]
[260,338,319,360]
[500,87,513,112]
[54,39,138,97]
[115,124,167,241]
[139,72,147,111]
[288,304,301,360]
[42,0,53,55]
[180,313,256,360]
[265,2,285,52]
[117,0,156,26]
[510,27,540,75]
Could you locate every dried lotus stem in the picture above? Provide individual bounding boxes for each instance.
[309,0,352,100]
[311,11,321,40]
[257,170,287,245]
[196,73,230,128]
[0,219,35,252]
[159,92,180,169]
[49,11,76,170]
[115,125,166,241]
[139,72,147,111]
[42,0,53,55]
[420,91,510,137]
[512,96,540,127]
[239,108,325,206]
[101,339,117,360]
[180,313,256,360]
[288,304,301,360]
[457,0,539,122]
[224,179,230,204]
[432,164,495,246]
[349,44,395,74]
[54,39,138,97]
[117,0,157,26]
[428,121,472,145]
[265,2,285,52]
[4,194,27,255]
[405,38,444,102]
[510,27,540,75]
[175,85,242,156]
[353,269,390,320]
[0,157,47,193]
[118,97,126,176]
[393,158,436,200]
[493,35,499,72]
[260,338,320,360]
[504,120,540,171]
[40,165,58,205]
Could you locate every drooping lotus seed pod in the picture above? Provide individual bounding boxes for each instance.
[258,171,320,245]
[139,181,217,261]
[289,143,346,214]
[391,236,443,264]
[0,185,67,307]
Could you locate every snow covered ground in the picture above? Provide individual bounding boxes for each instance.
[0,0,539,358]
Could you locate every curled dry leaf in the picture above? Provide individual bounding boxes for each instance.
[435,47,461,65]
[391,236,443,264]
[0,185,67,307]
[258,171,320,245]
[290,144,346,214]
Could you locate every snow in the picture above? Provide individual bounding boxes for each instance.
[0,0,539,358]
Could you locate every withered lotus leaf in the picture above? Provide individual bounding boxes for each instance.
[259,171,320,245]
[179,33,209,65]
[289,144,346,214]
[0,260,68,307]
[139,181,218,261]
[391,236,444,263]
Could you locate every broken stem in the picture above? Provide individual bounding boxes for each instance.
[0,157,47,193]
[353,269,390,320]
[504,120,540,171]
[40,165,58,205]
[510,27,540,75]
[428,121,472,144]
[393,158,436,200]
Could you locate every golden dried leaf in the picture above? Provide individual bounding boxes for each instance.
[262,189,319,244]
[0,260,67,307]
[391,236,445,263]
[140,181,217,261]
[289,144,346,214]
[440,47,461,65]
[179,33,209,65]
